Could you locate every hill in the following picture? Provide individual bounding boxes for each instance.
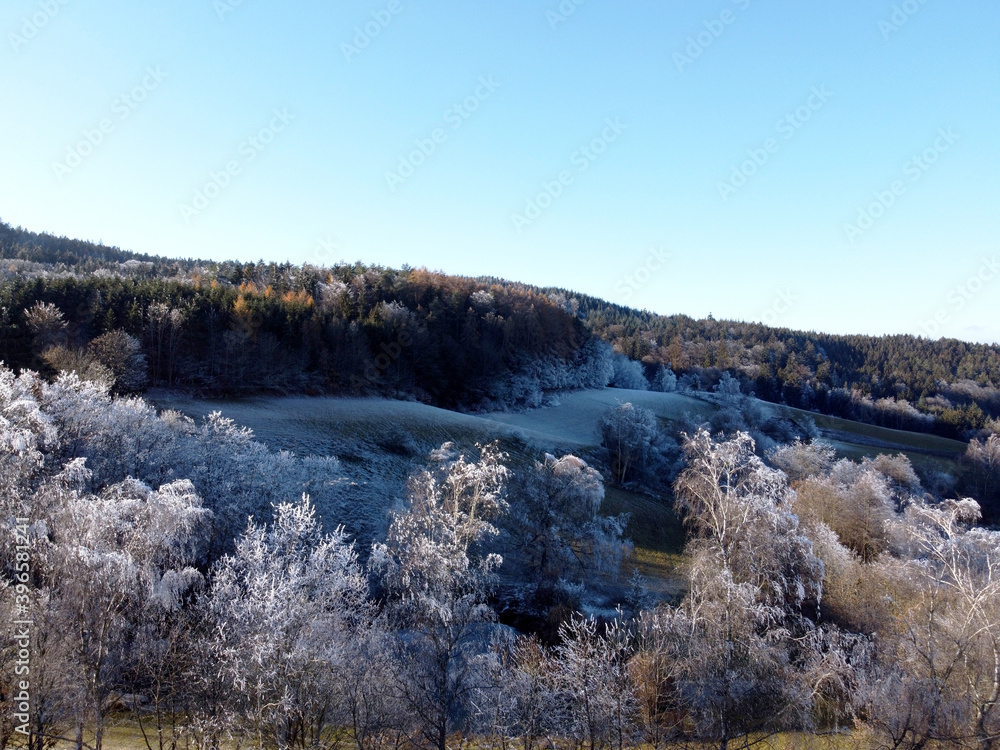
[484,278,1000,437]
[3,218,999,435]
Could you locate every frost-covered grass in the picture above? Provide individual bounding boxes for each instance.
[147,392,519,453]
[147,388,710,454]
[481,388,713,446]
[151,386,960,464]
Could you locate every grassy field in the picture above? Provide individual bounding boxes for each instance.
[150,387,964,464]
[601,486,684,556]
[480,388,715,447]
[601,484,687,599]
[771,401,967,452]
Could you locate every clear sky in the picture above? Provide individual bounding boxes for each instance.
[2,0,998,343]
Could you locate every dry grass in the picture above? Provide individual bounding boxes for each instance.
[21,723,868,750]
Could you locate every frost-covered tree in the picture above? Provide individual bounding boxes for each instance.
[600,402,659,486]
[768,438,836,481]
[482,339,616,411]
[674,429,823,612]
[23,301,67,352]
[27,369,347,563]
[506,454,629,587]
[0,367,55,510]
[609,354,648,391]
[550,616,637,750]
[706,373,774,447]
[87,330,148,393]
[371,442,510,750]
[478,636,555,749]
[0,362,363,748]
[669,430,826,747]
[652,365,677,393]
[481,618,637,750]
[713,372,742,404]
[579,338,615,388]
[338,628,408,750]
[795,456,919,564]
[864,497,1000,748]
[206,496,370,750]
[42,469,210,750]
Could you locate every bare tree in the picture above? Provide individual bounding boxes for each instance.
[370,442,510,750]
[87,330,148,393]
[670,430,826,749]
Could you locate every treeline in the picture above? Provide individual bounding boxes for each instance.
[5,218,1000,432]
[496,282,1000,436]
[5,367,1000,750]
[1,221,610,408]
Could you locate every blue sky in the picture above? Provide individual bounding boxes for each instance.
[2,0,998,343]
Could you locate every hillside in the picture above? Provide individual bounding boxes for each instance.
[3,218,1000,435]
[489,278,1000,437]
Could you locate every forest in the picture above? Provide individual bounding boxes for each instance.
[524,283,1000,438]
[2,219,1000,437]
